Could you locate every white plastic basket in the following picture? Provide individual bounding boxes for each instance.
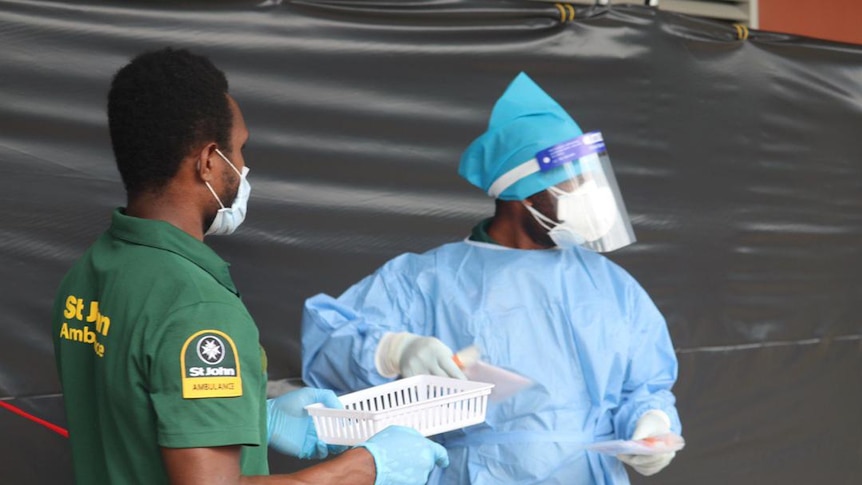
[306,375,494,445]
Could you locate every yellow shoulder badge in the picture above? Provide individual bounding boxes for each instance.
[180,330,243,399]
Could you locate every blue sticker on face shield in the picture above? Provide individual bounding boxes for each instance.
[535,131,606,172]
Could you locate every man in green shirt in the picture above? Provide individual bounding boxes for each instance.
[52,47,448,485]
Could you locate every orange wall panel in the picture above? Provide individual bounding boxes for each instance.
[760,0,862,45]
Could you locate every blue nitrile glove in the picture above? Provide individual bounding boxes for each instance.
[356,425,449,485]
[266,387,346,459]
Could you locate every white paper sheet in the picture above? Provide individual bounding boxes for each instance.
[462,360,534,402]
[585,433,685,456]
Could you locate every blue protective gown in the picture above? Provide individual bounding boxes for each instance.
[302,238,681,485]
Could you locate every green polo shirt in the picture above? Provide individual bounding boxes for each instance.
[52,209,268,484]
[469,218,500,245]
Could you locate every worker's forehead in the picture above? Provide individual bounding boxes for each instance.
[552,173,591,191]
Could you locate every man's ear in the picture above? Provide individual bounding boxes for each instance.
[195,142,219,182]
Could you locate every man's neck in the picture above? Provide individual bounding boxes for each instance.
[126,192,206,241]
[487,200,554,250]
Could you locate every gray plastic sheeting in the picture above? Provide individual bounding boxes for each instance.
[1,1,860,483]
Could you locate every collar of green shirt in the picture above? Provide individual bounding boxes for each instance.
[108,208,239,295]
[469,217,501,245]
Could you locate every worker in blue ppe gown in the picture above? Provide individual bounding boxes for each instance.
[301,72,682,484]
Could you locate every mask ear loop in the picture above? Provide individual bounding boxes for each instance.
[215,148,242,177]
[201,150,228,210]
[522,199,557,232]
[204,148,241,210]
[204,182,226,210]
[527,183,575,229]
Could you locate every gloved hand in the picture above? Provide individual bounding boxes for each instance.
[617,410,676,476]
[266,387,346,459]
[375,332,466,379]
[356,425,449,485]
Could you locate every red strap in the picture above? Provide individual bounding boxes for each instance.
[0,400,69,438]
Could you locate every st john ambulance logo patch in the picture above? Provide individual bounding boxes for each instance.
[180,330,242,399]
[197,335,226,365]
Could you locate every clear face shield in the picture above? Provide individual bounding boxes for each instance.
[489,132,636,252]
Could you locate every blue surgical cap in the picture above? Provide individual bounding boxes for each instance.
[458,72,584,201]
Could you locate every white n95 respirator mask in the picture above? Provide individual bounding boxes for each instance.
[525,180,619,249]
[550,180,619,243]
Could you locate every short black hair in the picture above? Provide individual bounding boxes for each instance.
[108,47,231,195]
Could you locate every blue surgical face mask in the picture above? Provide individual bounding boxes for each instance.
[204,149,250,236]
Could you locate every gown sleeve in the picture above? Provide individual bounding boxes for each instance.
[612,275,683,439]
[301,254,426,393]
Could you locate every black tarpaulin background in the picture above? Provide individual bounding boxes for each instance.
[1,0,860,483]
